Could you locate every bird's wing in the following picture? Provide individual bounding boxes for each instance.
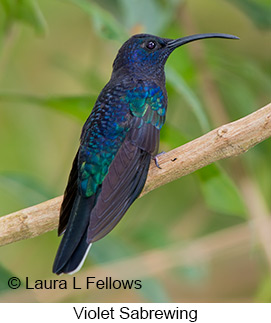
[87,82,167,243]
[58,150,79,235]
[87,136,151,242]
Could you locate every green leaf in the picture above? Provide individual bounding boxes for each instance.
[0,264,17,294]
[0,172,53,207]
[166,67,211,133]
[42,96,96,121]
[0,93,96,122]
[196,164,247,217]
[236,60,271,95]
[139,278,170,302]
[68,0,127,41]
[0,0,47,35]
[90,236,137,263]
[255,275,271,302]
[175,264,208,284]
[118,0,178,35]
[226,0,271,29]
[160,123,188,149]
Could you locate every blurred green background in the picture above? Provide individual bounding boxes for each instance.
[0,0,270,302]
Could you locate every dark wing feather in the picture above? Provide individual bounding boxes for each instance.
[53,193,98,274]
[128,117,160,155]
[56,228,90,274]
[86,115,160,243]
[58,151,79,236]
[87,138,151,243]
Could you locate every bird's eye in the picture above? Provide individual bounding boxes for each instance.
[146,40,156,50]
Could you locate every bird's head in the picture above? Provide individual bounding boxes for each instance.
[112,33,238,82]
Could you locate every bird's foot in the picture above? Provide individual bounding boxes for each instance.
[152,151,166,169]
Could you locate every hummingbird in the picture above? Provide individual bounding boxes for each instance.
[53,32,238,275]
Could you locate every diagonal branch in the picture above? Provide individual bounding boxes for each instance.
[0,102,270,247]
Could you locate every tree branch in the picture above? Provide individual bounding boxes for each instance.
[0,102,270,247]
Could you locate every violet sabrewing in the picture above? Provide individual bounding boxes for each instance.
[53,32,238,274]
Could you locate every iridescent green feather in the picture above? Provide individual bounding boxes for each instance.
[125,84,166,130]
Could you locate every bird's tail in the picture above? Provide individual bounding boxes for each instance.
[52,194,95,275]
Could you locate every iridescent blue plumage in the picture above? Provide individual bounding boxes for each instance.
[53,32,238,275]
[78,80,166,200]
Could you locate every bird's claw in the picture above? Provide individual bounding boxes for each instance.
[152,151,165,169]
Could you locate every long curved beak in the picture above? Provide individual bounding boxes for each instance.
[167,33,239,49]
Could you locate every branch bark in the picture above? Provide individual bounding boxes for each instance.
[0,102,270,247]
